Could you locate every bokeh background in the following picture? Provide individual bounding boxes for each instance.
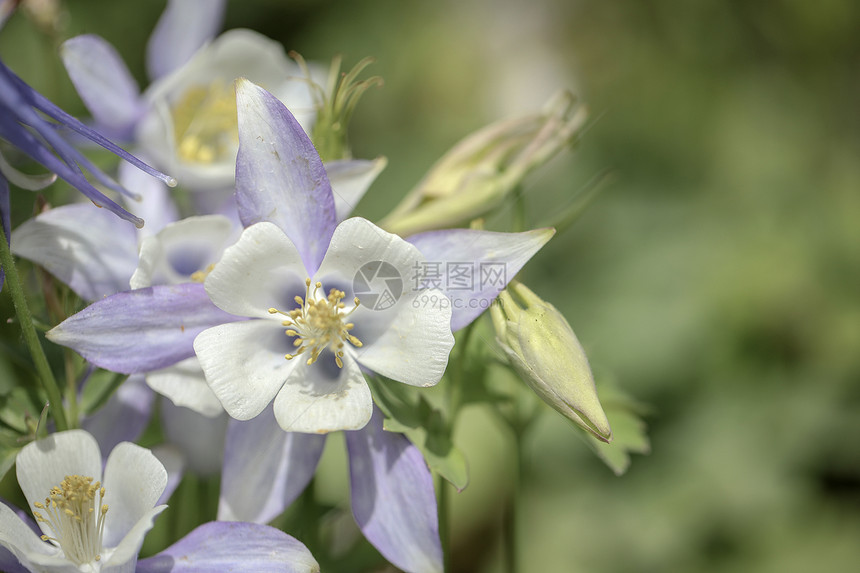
[2,1,860,571]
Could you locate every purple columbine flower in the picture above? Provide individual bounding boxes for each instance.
[47,79,554,573]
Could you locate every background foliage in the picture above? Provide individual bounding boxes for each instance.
[2,0,859,571]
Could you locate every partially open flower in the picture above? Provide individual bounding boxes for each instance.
[491,282,611,442]
[379,91,587,236]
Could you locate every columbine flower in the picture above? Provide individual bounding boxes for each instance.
[0,429,167,572]
[189,79,454,433]
[0,429,320,573]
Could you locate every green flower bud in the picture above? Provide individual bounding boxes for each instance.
[491,282,611,442]
[380,91,587,236]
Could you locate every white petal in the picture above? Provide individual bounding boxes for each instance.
[315,218,425,291]
[194,320,299,420]
[101,442,167,548]
[327,157,387,221]
[131,215,237,289]
[354,287,453,387]
[0,503,58,570]
[17,430,102,539]
[138,29,308,191]
[273,353,372,433]
[103,505,167,571]
[204,222,307,319]
[146,357,224,417]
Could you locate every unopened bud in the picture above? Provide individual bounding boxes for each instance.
[380,91,587,236]
[491,282,611,442]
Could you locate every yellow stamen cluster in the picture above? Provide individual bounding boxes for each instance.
[171,80,238,164]
[269,278,363,368]
[32,475,108,566]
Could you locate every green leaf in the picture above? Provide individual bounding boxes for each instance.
[0,443,19,482]
[369,377,470,491]
[0,386,43,434]
[585,382,651,476]
[79,369,128,416]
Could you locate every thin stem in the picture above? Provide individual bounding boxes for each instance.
[0,226,68,430]
[503,421,529,573]
[437,473,451,573]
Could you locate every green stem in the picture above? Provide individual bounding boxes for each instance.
[503,422,527,573]
[0,226,68,431]
[438,473,451,572]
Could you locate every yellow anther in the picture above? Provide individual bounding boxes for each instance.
[269,277,363,369]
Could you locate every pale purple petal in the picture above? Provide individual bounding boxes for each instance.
[47,283,241,373]
[407,228,555,331]
[11,203,139,301]
[235,79,336,274]
[137,521,319,573]
[145,0,226,81]
[326,157,387,221]
[346,409,442,573]
[60,35,143,133]
[273,354,372,433]
[160,401,227,477]
[194,320,299,421]
[101,442,167,547]
[218,409,326,523]
[82,374,155,453]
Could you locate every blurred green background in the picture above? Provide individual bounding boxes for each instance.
[2,0,860,571]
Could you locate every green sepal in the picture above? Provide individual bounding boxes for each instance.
[584,381,651,476]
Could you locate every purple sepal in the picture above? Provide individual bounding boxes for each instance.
[235,79,336,275]
[146,0,227,81]
[82,375,154,454]
[408,227,554,331]
[346,408,443,573]
[136,521,319,573]
[47,283,242,374]
[218,407,326,523]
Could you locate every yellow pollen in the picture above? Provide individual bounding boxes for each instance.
[190,263,216,283]
[268,278,363,368]
[32,475,108,566]
[171,80,239,164]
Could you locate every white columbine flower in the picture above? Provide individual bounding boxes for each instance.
[0,430,167,572]
[0,430,321,573]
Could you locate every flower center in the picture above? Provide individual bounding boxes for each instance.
[171,80,238,164]
[32,475,108,566]
[269,278,363,368]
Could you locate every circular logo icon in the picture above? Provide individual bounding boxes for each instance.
[353,261,403,311]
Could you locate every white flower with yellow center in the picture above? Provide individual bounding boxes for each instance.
[193,217,454,434]
[136,28,316,191]
[0,430,167,573]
